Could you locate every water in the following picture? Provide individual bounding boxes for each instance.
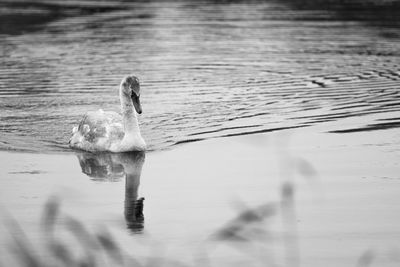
[1,126,400,266]
[1,0,400,153]
[1,2,400,265]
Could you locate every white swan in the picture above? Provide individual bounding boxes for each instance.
[69,75,146,152]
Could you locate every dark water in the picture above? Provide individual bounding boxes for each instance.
[1,0,400,153]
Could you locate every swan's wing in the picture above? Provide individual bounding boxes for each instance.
[70,110,124,151]
[78,110,123,140]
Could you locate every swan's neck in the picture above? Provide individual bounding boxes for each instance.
[120,88,140,135]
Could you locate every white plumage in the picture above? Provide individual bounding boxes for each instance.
[69,75,146,152]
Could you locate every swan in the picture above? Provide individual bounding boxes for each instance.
[69,75,146,152]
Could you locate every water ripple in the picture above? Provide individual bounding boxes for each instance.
[1,1,400,153]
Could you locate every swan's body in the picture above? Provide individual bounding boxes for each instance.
[69,75,146,152]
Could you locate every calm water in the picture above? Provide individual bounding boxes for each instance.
[1,0,400,153]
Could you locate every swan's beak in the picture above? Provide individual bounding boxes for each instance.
[131,93,142,114]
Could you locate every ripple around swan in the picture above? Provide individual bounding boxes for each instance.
[0,1,400,153]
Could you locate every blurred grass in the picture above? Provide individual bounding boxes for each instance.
[0,161,384,267]
[2,181,305,266]
[1,148,321,266]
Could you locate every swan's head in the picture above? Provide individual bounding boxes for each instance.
[121,75,142,114]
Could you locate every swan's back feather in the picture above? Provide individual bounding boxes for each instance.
[70,110,124,152]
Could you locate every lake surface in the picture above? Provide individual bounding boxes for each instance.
[1,123,400,267]
[1,1,400,266]
[1,0,400,153]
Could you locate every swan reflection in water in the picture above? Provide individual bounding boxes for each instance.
[75,151,145,233]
